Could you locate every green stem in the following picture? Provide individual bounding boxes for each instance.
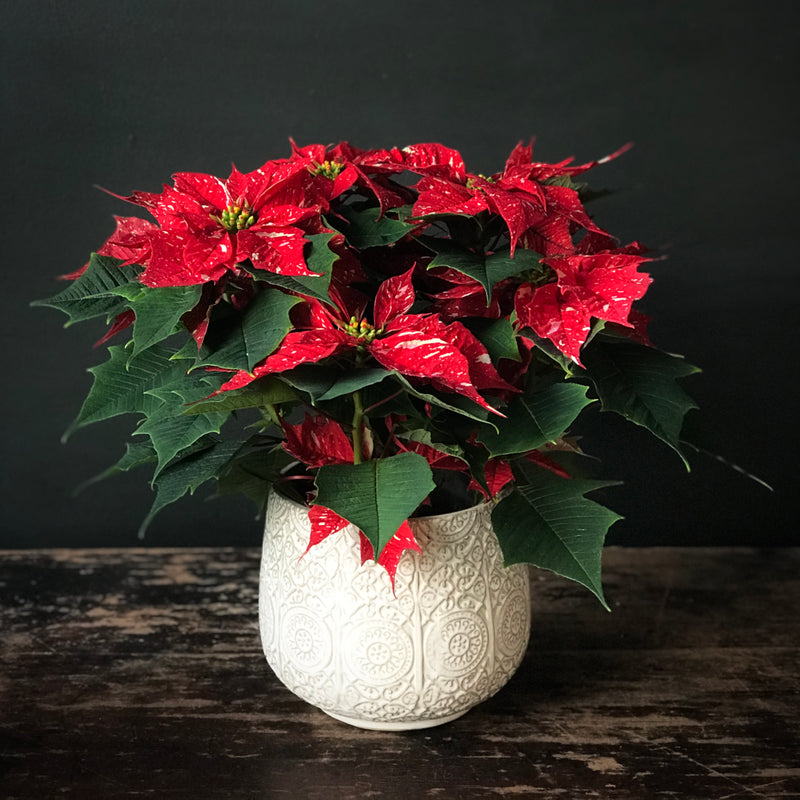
[352,390,364,465]
[264,403,281,427]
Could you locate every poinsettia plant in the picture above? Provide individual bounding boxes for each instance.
[35,138,699,606]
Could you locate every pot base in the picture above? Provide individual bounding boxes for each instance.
[324,708,469,731]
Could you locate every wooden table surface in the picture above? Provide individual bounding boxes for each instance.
[1,547,798,799]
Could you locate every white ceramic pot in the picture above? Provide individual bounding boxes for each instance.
[258,488,531,730]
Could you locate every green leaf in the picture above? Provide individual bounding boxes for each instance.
[277,364,345,401]
[524,332,577,376]
[465,317,521,362]
[129,285,203,358]
[216,445,295,515]
[581,340,700,467]
[315,367,392,402]
[243,233,337,303]
[360,381,426,422]
[492,461,622,608]
[66,344,188,438]
[74,440,158,494]
[194,289,300,372]
[138,372,228,475]
[245,269,329,304]
[314,453,435,559]
[479,383,594,456]
[330,206,416,249]
[236,289,301,372]
[107,282,146,301]
[279,364,391,403]
[184,376,299,415]
[460,442,491,496]
[423,239,542,300]
[144,368,225,406]
[135,410,227,478]
[391,373,500,430]
[304,232,340,275]
[139,439,242,535]
[32,254,143,325]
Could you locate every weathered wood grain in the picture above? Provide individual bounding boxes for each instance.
[1,547,798,799]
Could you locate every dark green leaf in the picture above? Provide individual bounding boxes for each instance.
[524,332,577,375]
[66,344,188,439]
[194,289,300,372]
[135,407,227,478]
[217,445,294,515]
[492,460,622,608]
[129,285,203,358]
[396,429,467,461]
[304,232,340,276]
[391,373,500,430]
[184,376,299,415]
[245,269,330,304]
[479,383,593,456]
[138,372,228,475]
[278,364,348,402]
[315,367,392,402]
[581,340,700,467]
[314,453,435,559]
[32,254,143,325]
[279,364,393,404]
[423,239,541,300]
[139,439,242,535]
[465,318,521,362]
[330,206,416,249]
[144,368,225,406]
[74,440,158,494]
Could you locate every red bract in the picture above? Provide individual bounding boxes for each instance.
[468,457,514,499]
[504,140,633,181]
[515,251,652,364]
[399,143,468,180]
[216,268,512,415]
[411,173,545,256]
[216,330,348,394]
[262,141,409,216]
[93,309,135,347]
[107,166,320,287]
[407,141,632,258]
[282,415,355,467]
[525,450,572,480]
[391,438,515,502]
[307,506,420,593]
[64,216,157,280]
[402,142,555,255]
[429,269,505,320]
[361,520,421,593]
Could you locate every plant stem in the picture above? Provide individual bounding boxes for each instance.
[265,403,281,427]
[352,390,364,465]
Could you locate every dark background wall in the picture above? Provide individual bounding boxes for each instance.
[2,1,797,548]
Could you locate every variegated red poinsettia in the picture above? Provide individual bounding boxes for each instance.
[401,141,630,256]
[215,266,516,414]
[108,167,321,287]
[41,137,696,604]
